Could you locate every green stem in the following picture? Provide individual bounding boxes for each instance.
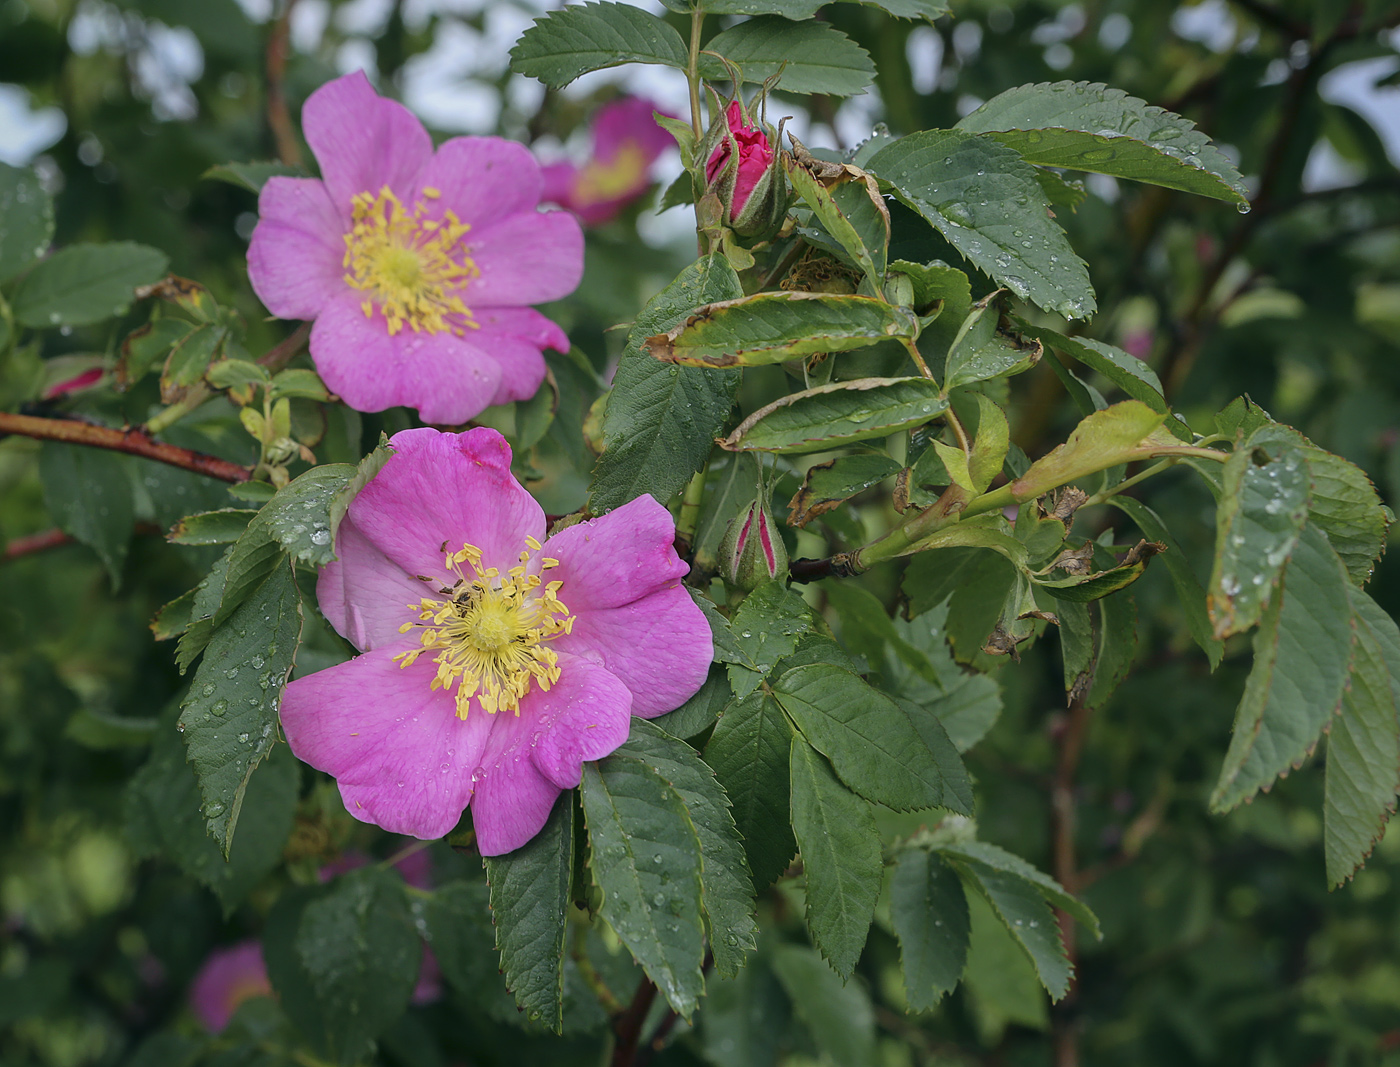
[676,465,709,546]
[143,385,212,436]
[1081,458,1175,507]
[573,922,623,1016]
[687,9,704,139]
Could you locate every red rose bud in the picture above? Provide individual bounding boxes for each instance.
[701,97,787,238]
[718,495,789,591]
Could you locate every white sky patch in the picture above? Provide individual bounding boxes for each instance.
[0,85,66,165]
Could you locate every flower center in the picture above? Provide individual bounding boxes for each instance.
[573,142,649,204]
[342,185,481,337]
[394,538,573,718]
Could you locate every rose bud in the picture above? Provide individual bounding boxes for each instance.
[700,94,788,239]
[719,494,789,592]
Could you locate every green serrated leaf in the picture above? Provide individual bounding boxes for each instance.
[1010,400,1174,501]
[483,796,574,1032]
[1209,432,1311,638]
[649,664,731,740]
[167,508,259,546]
[770,944,877,1062]
[942,840,1099,937]
[12,241,168,328]
[944,852,1072,999]
[509,2,687,87]
[726,581,812,697]
[789,738,882,978]
[789,450,901,527]
[177,561,302,853]
[646,292,919,369]
[705,690,797,889]
[1324,590,1400,887]
[891,848,970,1010]
[617,720,757,977]
[580,757,706,1018]
[1020,323,1167,412]
[295,868,420,1063]
[957,80,1249,205]
[890,608,1003,751]
[0,162,54,283]
[38,442,134,587]
[944,294,1044,391]
[786,158,888,286]
[698,17,875,96]
[1211,525,1355,812]
[869,131,1095,318]
[722,377,949,454]
[775,663,972,813]
[591,254,743,513]
[904,547,1018,662]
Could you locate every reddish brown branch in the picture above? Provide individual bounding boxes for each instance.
[1049,693,1093,1067]
[257,321,311,373]
[266,0,303,168]
[610,977,658,1067]
[3,528,74,562]
[0,414,250,483]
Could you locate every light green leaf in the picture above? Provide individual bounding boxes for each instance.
[1324,591,1400,887]
[581,757,707,1017]
[889,258,973,316]
[705,690,797,889]
[509,2,687,87]
[0,162,54,282]
[177,562,302,854]
[12,241,168,328]
[483,796,574,1032]
[789,739,882,978]
[770,944,877,1063]
[645,292,919,369]
[1211,525,1355,812]
[721,377,948,454]
[1009,400,1171,501]
[869,131,1095,318]
[591,254,743,513]
[616,720,758,977]
[775,663,972,813]
[1208,431,1311,638]
[269,367,331,402]
[957,80,1249,205]
[698,17,875,96]
[944,294,1043,391]
[891,849,970,1010]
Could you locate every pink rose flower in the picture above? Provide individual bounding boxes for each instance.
[188,940,272,1032]
[247,70,583,425]
[279,427,714,855]
[541,97,676,227]
[705,100,775,223]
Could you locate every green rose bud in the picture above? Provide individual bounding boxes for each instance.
[718,494,789,592]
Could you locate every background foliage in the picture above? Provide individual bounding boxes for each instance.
[2,0,1400,1065]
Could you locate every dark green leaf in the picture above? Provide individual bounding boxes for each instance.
[775,663,972,813]
[770,944,877,1063]
[177,561,302,853]
[707,0,948,16]
[591,254,743,512]
[1020,323,1168,412]
[295,868,421,1063]
[509,3,687,87]
[957,81,1249,205]
[38,442,134,586]
[726,581,812,698]
[12,241,168,328]
[789,450,900,526]
[645,292,919,369]
[891,609,1003,752]
[617,719,758,977]
[785,158,887,285]
[789,739,882,978]
[903,548,1018,662]
[167,508,259,545]
[1087,582,1137,708]
[483,795,574,1032]
[0,162,54,282]
[649,664,731,740]
[202,161,306,193]
[420,881,519,1017]
[1211,525,1355,812]
[869,131,1095,318]
[722,377,949,454]
[702,959,789,1067]
[944,294,1044,391]
[891,849,970,1010]
[941,840,1099,937]
[698,17,875,96]
[705,690,797,889]
[1323,590,1400,887]
[580,757,707,1017]
[1209,432,1311,638]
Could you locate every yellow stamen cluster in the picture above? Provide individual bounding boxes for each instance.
[342,184,480,336]
[573,142,648,205]
[394,537,573,718]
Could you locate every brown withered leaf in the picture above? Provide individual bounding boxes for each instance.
[1119,538,1166,567]
[1050,542,1096,575]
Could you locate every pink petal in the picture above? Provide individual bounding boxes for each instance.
[526,651,633,787]
[469,306,567,406]
[316,515,426,652]
[592,97,676,165]
[247,177,345,320]
[543,495,690,612]
[410,136,546,230]
[540,161,578,208]
[308,291,503,423]
[302,70,433,217]
[558,584,711,717]
[280,642,495,840]
[469,754,562,857]
[189,941,270,1033]
[344,426,545,580]
[466,210,584,307]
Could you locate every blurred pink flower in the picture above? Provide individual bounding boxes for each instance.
[188,940,271,1033]
[1120,329,1153,359]
[278,427,713,855]
[247,70,583,425]
[541,97,676,226]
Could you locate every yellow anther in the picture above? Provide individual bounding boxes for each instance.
[342,185,480,336]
